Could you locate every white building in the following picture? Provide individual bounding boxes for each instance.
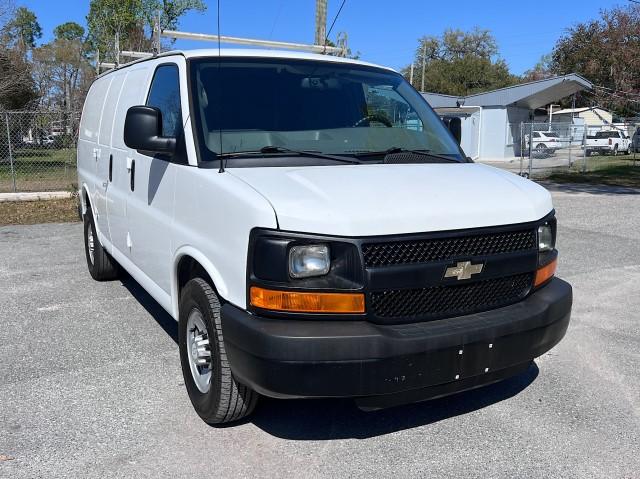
[423,74,593,161]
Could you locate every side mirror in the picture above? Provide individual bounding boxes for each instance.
[124,106,176,155]
[441,117,462,144]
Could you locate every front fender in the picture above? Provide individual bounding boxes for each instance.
[171,245,230,319]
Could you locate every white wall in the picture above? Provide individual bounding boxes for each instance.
[479,107,508,159]
[505,107,531,157]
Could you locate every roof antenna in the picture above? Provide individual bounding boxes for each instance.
[217,0,225,173]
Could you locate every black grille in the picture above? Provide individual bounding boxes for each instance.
[370,273,533,321]
[362,229,536,268]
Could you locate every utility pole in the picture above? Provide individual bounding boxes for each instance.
[114,31,120,67]
[315,0,327,46]
[410,63,414,86]
[420,44,426,92]
[153,10,162,55]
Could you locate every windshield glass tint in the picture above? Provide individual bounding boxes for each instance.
[189,58,464,162]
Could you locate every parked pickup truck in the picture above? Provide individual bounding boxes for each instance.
[77,49,572,424]
[585,130,630,156]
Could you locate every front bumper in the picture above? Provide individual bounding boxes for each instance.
[222,278,572,406]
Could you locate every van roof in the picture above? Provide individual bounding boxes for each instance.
[98,48,396,78]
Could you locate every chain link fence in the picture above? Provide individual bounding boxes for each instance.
[0,110,79,193]
[508,121,639,179]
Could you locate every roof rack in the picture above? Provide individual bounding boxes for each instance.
[97,18,347,73]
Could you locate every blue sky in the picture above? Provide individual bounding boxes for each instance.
[20,0,625,75]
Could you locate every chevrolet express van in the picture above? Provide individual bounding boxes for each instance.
[77,49,572,424]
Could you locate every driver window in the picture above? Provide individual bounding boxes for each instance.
[364,84,423,131]
[146,64,182,138]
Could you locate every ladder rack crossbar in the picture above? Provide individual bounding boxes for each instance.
[162,29,344,55]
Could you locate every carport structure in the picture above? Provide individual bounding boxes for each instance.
[423,74,593,161]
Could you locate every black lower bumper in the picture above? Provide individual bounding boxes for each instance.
[222,278,572,405]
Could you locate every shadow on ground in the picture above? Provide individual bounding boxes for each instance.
[120,270,540,440]
[540,181,640,195]
[120,272,178,343]
[248,364,538,440]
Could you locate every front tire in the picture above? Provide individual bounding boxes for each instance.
[84,209,118,281]
[179,278,258,424]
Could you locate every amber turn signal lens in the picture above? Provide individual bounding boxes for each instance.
[250,287,365,314]
[534,258,557,287]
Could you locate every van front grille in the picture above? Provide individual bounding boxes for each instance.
[362,229,536,268]
[370,273,533,321]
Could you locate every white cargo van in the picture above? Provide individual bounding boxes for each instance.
[78,49,572,424]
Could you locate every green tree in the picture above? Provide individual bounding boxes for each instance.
[33,21,91,111]
[403,28,517,95]
[54,21,85,42]
[0,50,37,109]
[550,4,640,116]
[1,6,42,55]
[522,54,554,83]
[87,0,205,63]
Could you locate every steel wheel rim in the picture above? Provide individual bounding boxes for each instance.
[87,227,95,265]
[186,309,212,394]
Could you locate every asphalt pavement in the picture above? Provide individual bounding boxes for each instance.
[1,183,638,478]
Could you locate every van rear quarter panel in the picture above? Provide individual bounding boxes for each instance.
[78,76,111,226]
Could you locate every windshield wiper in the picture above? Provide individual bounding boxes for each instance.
[219,146,361,164]
[352,147,460,163]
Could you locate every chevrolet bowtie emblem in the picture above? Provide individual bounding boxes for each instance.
[444,261,484,280]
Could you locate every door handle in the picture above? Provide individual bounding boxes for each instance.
[130,159,135,191]
[108,154,113,182]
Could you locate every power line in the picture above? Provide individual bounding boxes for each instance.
[268,0,286,40]
[325,0,346,45]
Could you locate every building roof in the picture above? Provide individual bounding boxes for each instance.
[552,106,609,115]
[423,74,593,110]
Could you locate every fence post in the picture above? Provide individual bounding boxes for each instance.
[567,122,572,168]
[528,122,534,178]
[5,112,16,192]
[519,121,524,176]
[582,125,587,174]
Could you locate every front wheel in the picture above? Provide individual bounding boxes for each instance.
[179,278,258,424]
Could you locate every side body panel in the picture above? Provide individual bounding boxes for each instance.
[77,76,111,241]
[97,73,126,240]
[126,59,184,295]
[108,66,153,256]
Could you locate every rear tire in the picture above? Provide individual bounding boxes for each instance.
[535,143,546,156]
[179,278,258,424]
[84,208,118,281]
[613,144,619,156]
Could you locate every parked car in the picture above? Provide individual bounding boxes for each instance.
[584,130,630,156]
[41,135,56,146]
[525,131,566,155]
[77,50,572,424]
[631,127,640,153]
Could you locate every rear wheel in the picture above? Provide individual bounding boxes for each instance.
[84,208,118,281]
[535,143,547,155]
[179,278,258,424]
[613,144,619,156]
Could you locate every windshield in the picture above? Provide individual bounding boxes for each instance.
[189,57,465,164]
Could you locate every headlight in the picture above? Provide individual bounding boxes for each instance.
[288,244,330,278]
[538,223,554,252]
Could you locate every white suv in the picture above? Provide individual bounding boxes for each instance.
[77,49,572,423]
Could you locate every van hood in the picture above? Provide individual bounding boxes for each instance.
[228,163,553,237]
